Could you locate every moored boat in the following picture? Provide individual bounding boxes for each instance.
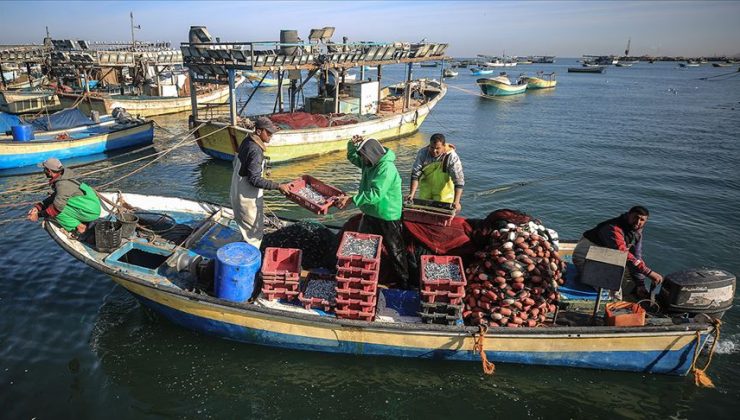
[243,71,290,87]
[470,67,495,76]
[521,71,556,89]
[0,88,61,114]
[0,110,153,170]
[476,73,527,96]
[568,65,606,74]
[57,76,244,118]
[442,68,458,77]
[42,191,726,376]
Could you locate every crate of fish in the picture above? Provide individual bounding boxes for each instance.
[418,302,463,325]
[336,231,382,270]
[285,175,345,215]
[298,277,337,312]
[336,266,379,283]
[420,255,466,304]
[335,294,377,310]
[261,247,302,281]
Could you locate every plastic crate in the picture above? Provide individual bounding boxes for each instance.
[262,287,300,301]
[420,255,466,303]
[418,302,463,325]
[335,276,378,293]
[336,266,379,283]
[336,231,382,261]
[262,247,302,280]
[335,305,375,321]
[285,175,344,215]
[403,209,454,227]
[605,301,646,327]
[335,294,377,308]
[298,278,337,311]
[419,289,464,305]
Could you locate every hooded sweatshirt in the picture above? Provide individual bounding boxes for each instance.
[347,140,402,221]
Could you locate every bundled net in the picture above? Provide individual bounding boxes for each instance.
[464,210,567,328]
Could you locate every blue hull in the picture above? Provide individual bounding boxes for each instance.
[0,123,153,169]
[135,291,705,375]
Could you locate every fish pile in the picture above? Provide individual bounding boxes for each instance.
[340,235,380,259]
[302,278,337,303]
[262,221,338,268]
[295,185,328,205]
[424,262,463,281]
[463,221,566,327]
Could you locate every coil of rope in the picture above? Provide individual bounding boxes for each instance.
[690,318,722,388]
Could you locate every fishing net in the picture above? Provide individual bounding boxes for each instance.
[261,221,338,269]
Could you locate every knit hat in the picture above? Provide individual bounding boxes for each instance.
[255,117,278,134]
[39,157,64,171]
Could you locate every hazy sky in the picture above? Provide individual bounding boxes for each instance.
[3,1,739,57]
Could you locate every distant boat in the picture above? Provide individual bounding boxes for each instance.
[363,66,378,71]
[243,71,290,87]
[476,73,528,96]
[470,67,495,76]
[420,62,438,68]
[0,88,61,114]
[568,65,606,74]
[521,72,556,89]
[442,69,458,77]
[679,61,700,68]
[712,62,732,68]
[532,56,555,64]
[615,63,632,68]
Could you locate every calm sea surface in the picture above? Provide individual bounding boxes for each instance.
[1,59,739,418]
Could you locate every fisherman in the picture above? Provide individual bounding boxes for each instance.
[230,117,290,248]
[406,133,465,212]
[27,158,102,234]
[572,206,664,299]
[336,136,409,288]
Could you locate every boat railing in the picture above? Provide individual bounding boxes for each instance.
[181,38,450,82]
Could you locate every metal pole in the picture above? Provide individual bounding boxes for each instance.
[331,69,339,114]
[130,12,136,47]
[590,288,604,325]
[188,68,198,120]
[228,68,237,125]
[377,64,383,100]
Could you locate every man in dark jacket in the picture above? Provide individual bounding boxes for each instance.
[573,206,663,298]
[229,117,290,247]
[336,136,409,287]
[27,158,101,234]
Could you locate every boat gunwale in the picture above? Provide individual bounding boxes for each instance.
[43,192,714,340]
[0,120,153,147]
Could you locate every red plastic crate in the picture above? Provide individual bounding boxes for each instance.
[335,294,377,308]
[419,289,464,305]
[285,175,344,215]
[336,231,383,261]
[335,277,378,293]
[334,306,375,321]
[403,209,454,227]
[420,255,467,286]
[262,287,300,301]
[262,247,302,279]
[336,266,379,283]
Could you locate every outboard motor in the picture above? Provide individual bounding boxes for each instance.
[659,268,735,320]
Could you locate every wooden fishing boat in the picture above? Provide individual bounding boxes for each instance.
[0,89,61,114]
[57,76,244,117]
[194,80,446,163]
[420,62,438,68]
[442,69,458,77]
[567,65,606,74]
[43,192,722,376]
[0,116,153,170]
[182,26,449,164]
[521,72,557,89]
[476,74,527,96]
[615,63,633,68]
[712,62,732,68]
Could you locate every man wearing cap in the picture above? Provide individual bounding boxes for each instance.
[406,133,465,212]
[230,117,290,248]
[27,158,102,234]
[336,136,409,287]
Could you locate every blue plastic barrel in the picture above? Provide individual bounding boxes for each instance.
[215,242,262,302]
[11,125,34,142]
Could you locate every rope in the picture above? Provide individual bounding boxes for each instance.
[690,319,722,388]
[473,324,495,375]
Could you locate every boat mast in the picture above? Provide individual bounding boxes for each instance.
[130,12,141,48]
[624,37,631,57]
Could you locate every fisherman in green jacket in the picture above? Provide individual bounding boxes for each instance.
[27,158,102,234]
[336,136,409,287]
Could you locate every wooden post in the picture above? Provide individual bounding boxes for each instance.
[404,62,413,110]
[377,64,383,99]
[228,68,237,125]
[331,69,339,113]
[0,62,7,89]
[188,68,198,120]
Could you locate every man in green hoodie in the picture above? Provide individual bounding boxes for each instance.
[336,136,409,287]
